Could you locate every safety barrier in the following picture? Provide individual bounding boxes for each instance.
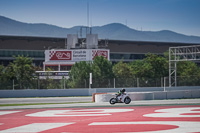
[0,87,200,98]
[94,90,200,103]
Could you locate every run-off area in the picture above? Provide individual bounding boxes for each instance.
[0,105,200,133]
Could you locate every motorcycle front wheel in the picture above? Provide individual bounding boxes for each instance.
[109,98,116,104]
[124,97,131,104]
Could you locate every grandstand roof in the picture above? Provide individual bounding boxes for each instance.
[1,35,199,54]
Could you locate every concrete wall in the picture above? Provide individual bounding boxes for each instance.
[95,89,200,103]
[0,89,89,98]
[0,86,200,98]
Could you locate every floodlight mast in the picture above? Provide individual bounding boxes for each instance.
[169,45,200,87]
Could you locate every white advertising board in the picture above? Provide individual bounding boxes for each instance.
[45,49,110,62]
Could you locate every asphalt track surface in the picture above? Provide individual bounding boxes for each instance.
[0,97,92,105]
[0,98,200,133]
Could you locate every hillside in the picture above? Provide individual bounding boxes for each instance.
[1,16,200,43]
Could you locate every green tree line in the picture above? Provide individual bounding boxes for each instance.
[0,53,200,89]
[0,55,35,89]
[68,53,200,88]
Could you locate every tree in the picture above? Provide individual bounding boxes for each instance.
[143,53,168,78]
[92,56,114,87]
[176,61,200,86]
[112,60,136,87]
[129,60,151,78]
[68,61,92,88]
[177,61,200,77]
[128,53,169,87]
[92,56,114,79]
[0,65,6,80]
[113,60,132,79]
[68,56,114,88]
[10,55,35,89]
[0,65,10,89]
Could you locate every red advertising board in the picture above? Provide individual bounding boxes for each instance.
[92,50,108,60]
[49,51,72,60]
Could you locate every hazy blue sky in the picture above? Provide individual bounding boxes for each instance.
[0,0,200,36]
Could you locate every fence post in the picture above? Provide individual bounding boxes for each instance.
[89,73,92,89]
[114,78,115,88]
[85,79,86,88]
[160,77,162,87]
[164,77,166,92]
[13,79,14,90]
[108,79,110,88]
[38,77,40,89]
[64,78,65,89]
[137,78,139,87]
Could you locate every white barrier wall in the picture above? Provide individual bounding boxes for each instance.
[129,92,154,100]
[95,94,114,103]
[95,90,200,103]
[95,92,154,103]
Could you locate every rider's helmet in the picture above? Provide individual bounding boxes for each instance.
[121,88,126,93]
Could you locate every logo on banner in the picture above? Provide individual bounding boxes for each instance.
[92,50,108,60]
[49,51,72,60]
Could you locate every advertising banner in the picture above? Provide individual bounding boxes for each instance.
[72,50,89,61]
[92,50,108,60]
[49,51,72,60]
[45,49,109,62]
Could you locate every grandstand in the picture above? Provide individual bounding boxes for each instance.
[0,35,199,70]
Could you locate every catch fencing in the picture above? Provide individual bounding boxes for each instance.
[1,76,200,90]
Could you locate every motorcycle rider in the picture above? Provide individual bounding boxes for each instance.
[117,88,126,102]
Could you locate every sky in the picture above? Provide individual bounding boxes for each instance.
[0,0,200,36]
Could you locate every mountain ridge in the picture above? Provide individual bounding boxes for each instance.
[1,15,200,43]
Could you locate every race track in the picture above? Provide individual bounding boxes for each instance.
[0,103,200,133]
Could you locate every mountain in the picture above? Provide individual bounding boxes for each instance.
[1,15,200,43]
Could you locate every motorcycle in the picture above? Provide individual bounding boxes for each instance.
[109,93,131,104]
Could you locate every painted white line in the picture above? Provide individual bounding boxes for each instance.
[144,107,200,118]
[26,109,134,117]
[0,111,22,116]
[89,121,200,133]
[0,123,74,133]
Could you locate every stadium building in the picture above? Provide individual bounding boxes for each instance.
[1,35,199,71]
